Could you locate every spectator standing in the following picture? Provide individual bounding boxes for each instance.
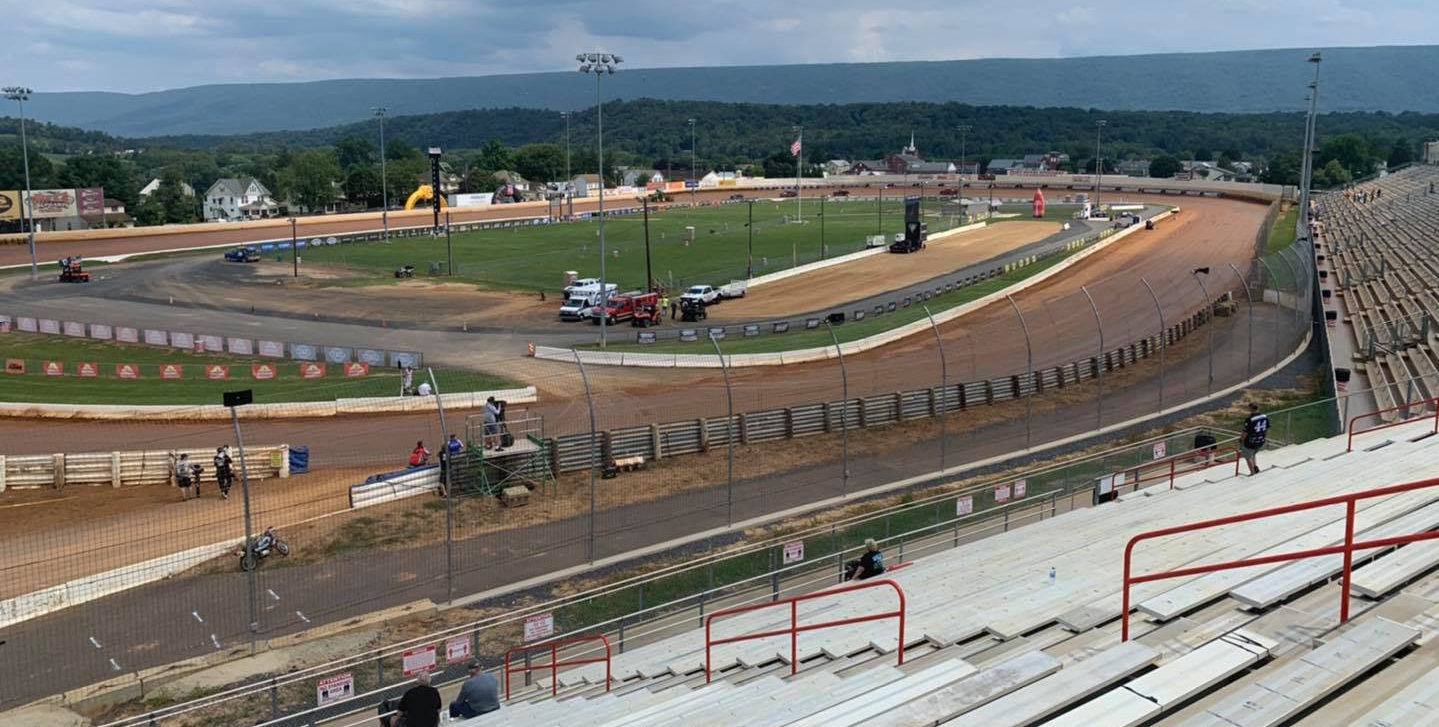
[659,294,670,320]
[214,446,234,500]
[1241,403,1269,475]
[401,366,415,396]
[395,671,442,727]
[449,662,501,719]
[483,397,501,450]
[175,453,194,501]
[446,434,464,458]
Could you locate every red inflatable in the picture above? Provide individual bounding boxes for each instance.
[1032,189,1046,218]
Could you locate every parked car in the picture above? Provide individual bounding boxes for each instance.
[728,193,746,201]
[938,188,959,197]
[831,189,850,197]
[779,190,798,198]
[680,284,720,306]
[224,246,260,262]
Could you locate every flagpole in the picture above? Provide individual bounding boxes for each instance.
[793,125,803,224]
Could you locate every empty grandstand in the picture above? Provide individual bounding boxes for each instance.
[1318,165,1439,422]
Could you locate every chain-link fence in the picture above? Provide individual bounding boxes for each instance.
[0,224,1316,717]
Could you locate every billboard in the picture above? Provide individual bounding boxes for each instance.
[25,189,79,219]
[0,191,18,221]
[450,193,493,208]
[77,188,104,216]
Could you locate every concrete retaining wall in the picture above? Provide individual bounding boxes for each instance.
[746,221,987,289]
[0,444,289,492]
[0,387,537,422]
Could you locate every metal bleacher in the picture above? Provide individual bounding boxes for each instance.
[461,415,1439,727]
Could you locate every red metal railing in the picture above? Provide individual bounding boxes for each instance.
[503,635,612,700]
[1121,476,1439,641]
[1119,446,1242,493]
[704,579,906,683]
[1347,397,1439,451]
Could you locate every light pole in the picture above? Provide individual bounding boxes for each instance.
[1299,53,1323,236]
[1192,267,1214,392]
[577,51,622,349]
[637,196,652,292]
[4,86,37,279]
[371,106,389,240]
[289,217,298,278]
[427,146,442,232]
[1094,119,1107,211]
[956,124,971,218]
[746,200,754,278]
[688,117,697,208]
[561,111,572,219]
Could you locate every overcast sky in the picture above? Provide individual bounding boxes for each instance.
[3,0,1434,93]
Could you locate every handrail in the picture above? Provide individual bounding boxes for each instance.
[1347,397,1439,451]
[503,635,612,700]
[1121,475,1439,641]
[704,578,906,683]
[1120,445,1242,493]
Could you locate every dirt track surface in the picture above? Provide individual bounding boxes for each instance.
[709,221,1059,320]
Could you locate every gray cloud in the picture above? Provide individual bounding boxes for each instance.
[2,0,1435,92]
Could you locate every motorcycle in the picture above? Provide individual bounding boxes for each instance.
[239,526,291,571]
[394,265,415,279]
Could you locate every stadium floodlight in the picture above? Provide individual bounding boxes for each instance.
[575,51,623,348]
[372,106,389,239]
[3,85,38,279]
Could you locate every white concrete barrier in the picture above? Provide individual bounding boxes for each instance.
[745,221,987,290]
[0,386,537,421]
[349,466,442,509]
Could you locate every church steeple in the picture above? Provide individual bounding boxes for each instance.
[903,131,917,156]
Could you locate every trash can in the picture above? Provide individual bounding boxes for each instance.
[289,446,310,475]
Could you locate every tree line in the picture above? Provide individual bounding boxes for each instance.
[2,98,1436,227]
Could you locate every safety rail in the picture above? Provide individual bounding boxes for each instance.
[1121,476,1439,641]
[1120,445,1242,493]
[704,578,906,683]
[503,635,612,700]
[1347,397,1439,451]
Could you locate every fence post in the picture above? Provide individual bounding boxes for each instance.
[1006,295,1035,449]
[709,333,736,526]
[824,321,850,493]
[427,369,456,604]
[1228,263,1255,379]
[571,350,600,563]
[923,305,949,471]
[1080,286,1105,428]
[269,678,279,720]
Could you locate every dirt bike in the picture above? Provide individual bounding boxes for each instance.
[239,526,291,571]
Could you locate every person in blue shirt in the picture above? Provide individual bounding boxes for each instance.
[449,662,501,719]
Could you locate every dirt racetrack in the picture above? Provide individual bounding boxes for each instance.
[708,220,1060,320]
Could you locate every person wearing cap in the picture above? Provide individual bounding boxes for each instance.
[449,661,501,719]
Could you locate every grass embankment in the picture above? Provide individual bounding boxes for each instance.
[0,332,513,405]
[1266,204,1299,254]
[298,199,977,293]
[599,247,1081,354]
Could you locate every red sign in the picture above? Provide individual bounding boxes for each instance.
[995,483,1012,503]
[299,363,326,379]
[160,364,184,380]
[343,362,370,378]
[524,613,555,643]
[205,365,230,380]
[77,362,99,378]
[252,364,278,380]
[402,646,436,677]
[4,359,23,375]
[956,496,973,516]
[43,361,64,377]
[115,363,139,379]
[1014,479,1027,499]
[444,635,471,664]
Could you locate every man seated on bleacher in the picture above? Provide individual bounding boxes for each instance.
[844,539,886,581]
[449,661,501,719]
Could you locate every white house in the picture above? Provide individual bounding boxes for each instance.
[138,178,195,198]
[203,178,277,222]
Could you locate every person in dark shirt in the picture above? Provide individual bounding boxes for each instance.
[844,538,886,581]
[396,670,441,727]
[1241,403,1270,475]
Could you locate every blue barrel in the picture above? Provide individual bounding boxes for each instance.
[289,446,310,475]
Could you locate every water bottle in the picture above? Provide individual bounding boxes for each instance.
[1049,566,1057,584]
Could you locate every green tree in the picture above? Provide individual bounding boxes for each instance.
[1149,155,1182,178]
[283,149,342,212]
[511,143,565,183]
[385,158,427,202]
[1260,152,1301,187]
[1315,159,1352,188]
[762,150,797,179]
[477,140,513,172]
[58,155,138,207]
[334,136,376,170]
[384,139,421,161]
[343,164,381,209]
[0,147,56,190]
[1388,138,1415,168]
[147,167,200,224]
[1317,135,1374,179]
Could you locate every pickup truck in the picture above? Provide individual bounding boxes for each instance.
[681,284,720,306]
[224,246,260,262]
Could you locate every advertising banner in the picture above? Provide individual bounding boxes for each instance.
[299,362,326,379]
[388,351,420,368]
[159,364,183,380]
[356,349,385,366]
[1152,442,1167,460]
[402,646,436,676]
[63,321,86,337]
[258,340,285,358]
[290,343,318,361]
[39,319,60,335]
[143,329,167,346]
[323,346,351,364]
[205,365,230,380]
[89,323,112,340]
[5,359,25,374]
[115,363,139,379]
[227,337,254,355]
[77,362,98,378]
[450,193,493,208]
[251,364,278,380]
[0,315,8,332]
[343,362,370,378]
[0,190,19,221]
[197,334,223,353]
[77,188,104,216]
[1014,479,1028,499]
[43,361,63,377]
[956,496,974,516]
[25,188,79,219]
[170,331,194,349]
[116,326,139,343]
[16,317,36,332]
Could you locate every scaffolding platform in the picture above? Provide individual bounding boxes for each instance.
[451,410,554,497]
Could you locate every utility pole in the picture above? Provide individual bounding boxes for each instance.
[688,117,697,209]
[1094,119,1107,211]
[3,86,37,279]
[641,196,653,292]
[289,217,298,278]
[1299,52,1323,235]
[957,124,971,221]
[577,52,622,348]
[562,111,572,219]
[746,200,754,278]
[372,106,389,240]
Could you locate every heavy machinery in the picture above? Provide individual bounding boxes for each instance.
[58,258,91,283]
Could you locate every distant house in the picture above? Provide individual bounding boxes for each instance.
[417,163,463,196]
[955,161,981,177]
[849,160,887,175]
[1424,140,1439,164]
[1181,161,1236,182]
[138,178,195,198]
[986,159,1023,175]
[571,174,602,196]
[824,160,851,176]
[203,178,277,222]
[52,197,133,231]
[493,170,530,192]
[620,169,664,187]
[1117,159,1152,177]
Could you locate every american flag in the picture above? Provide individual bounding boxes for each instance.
[790,137,802,157]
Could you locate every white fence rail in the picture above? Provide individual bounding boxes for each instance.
[0,444,289,492]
